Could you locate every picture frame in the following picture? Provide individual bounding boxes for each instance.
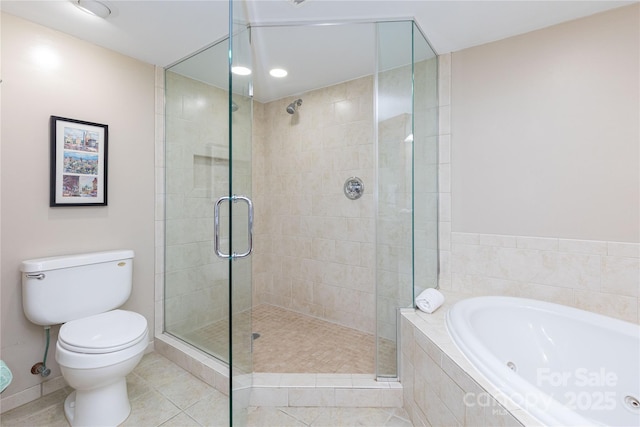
[50,116,108,206]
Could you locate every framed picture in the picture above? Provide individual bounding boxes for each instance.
[50,116,108,206]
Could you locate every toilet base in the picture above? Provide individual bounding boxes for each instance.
[64,378,131,427]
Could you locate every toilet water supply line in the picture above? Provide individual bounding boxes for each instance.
[32,327,52,377]
[41,327,51,376]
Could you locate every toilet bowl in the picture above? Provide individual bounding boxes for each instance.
[56,309,148,427]
[20,250,148,427]
[56,310,149,426]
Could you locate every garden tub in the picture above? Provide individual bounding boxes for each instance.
[446,296,640,426]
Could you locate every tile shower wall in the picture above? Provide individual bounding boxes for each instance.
[413,57,440,296]
[376,112,413,341]
[252,76,377,334]
[253,61,438,339]
[437,54,452,291]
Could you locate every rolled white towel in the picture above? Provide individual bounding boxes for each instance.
[415,288,445,314]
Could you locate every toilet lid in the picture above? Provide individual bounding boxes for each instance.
[58,310,148,354]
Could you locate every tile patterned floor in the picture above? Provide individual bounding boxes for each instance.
[0,353,412,427]
[182,304,397,374]
[252,305,375,373]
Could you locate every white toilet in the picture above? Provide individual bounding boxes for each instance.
[21,250,148,427]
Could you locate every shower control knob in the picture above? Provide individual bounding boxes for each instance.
[344,177,364,200]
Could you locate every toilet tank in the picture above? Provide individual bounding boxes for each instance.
[21,250,134,326]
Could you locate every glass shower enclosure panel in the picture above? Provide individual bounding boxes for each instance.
[375,21,438,378]
[412,22,439,298]
[164,38,232,365]
[376,21,413,378]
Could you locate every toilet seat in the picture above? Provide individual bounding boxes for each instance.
[59,309,147,354]
[56,329,148,370]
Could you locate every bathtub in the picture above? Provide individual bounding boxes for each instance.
[446,296,640,427]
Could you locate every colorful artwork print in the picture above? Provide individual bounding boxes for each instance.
[61,175,99,198]
[51,116,108,206]
[61,127,99,198]
[63,127,100,152]
[63,151,99,176]
[62,175,79,197]
[79,176,98,197]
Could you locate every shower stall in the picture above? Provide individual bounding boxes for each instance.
[162,3,437,424]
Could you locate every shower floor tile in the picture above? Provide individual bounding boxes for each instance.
[252,304,375,373]
[181,304,397,374]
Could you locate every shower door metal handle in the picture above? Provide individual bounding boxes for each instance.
[232,195,254,259]
[214,195,253,260]
[214,196,230,259]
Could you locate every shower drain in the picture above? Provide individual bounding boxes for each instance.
[625,396,640,410]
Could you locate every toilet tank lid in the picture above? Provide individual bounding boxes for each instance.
[21,250,134,273]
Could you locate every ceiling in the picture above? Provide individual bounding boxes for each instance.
[1,0,635,102]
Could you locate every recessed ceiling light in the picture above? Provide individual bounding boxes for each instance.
[269,68,288,78]
[231,66,252,76]
[73,0,111,19]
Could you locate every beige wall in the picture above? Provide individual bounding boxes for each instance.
[442,5,640,323]
[0,13,156,407]
[451,4,639,243]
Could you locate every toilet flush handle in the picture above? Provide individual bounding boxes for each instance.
[25,273,45,280]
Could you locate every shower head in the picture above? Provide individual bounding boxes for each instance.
[286,98,303,114]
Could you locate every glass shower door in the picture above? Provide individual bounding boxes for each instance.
[229,1,253,425]
[164,1,253,423]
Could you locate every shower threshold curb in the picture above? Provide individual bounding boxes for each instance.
[155,333,403,408]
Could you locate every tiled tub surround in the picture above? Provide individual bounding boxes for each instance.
[401,297,538,427]
[445,232,640,324]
